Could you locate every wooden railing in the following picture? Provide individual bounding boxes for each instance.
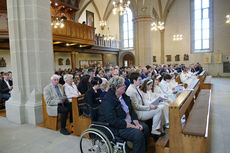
[95,34,120,49]
[52,18,95,45]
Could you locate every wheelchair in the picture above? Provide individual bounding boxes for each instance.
[79,121,130,153]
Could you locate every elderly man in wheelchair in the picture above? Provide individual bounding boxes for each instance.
[80,76,150,153]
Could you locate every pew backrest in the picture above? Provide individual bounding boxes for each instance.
[72,95,91,136]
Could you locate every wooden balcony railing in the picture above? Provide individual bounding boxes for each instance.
[95,34,120,49]
[52,18,95,45]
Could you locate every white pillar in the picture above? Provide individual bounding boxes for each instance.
[6,0,54,124]
[133,0,154,66]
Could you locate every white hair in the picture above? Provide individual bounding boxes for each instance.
[50,74,60,80]
[108,76,124,91]
[64,74,73,82]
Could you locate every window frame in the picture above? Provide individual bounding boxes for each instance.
[191,0,213,53]
[120,8,134,50]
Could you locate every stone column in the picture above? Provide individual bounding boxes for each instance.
[160,30,165,64]
[116,53,119,66]
[101,54,105,67]
[133,0,154,66]
[71,51,76,72]
[6,0,54,124]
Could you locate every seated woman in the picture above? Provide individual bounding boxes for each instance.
[126,72,163,135]
[84,77,102,121]
[153,77,169,100]
[77,74,91,94]
[159,74,178,102]
[169,72,184,92]
[140,79,169,127]
[73,75,81,87]
[97,76,149,153]
[63,74,81,102]
[99,78,109,99]
[180,68,197,86]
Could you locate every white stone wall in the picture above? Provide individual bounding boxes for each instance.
[75,52,102,68]
[104,54,117,66]
[106,13,120,40]
[77,3,120,40]
[78,3,102,34]
[152,0,230,76]
[54,52,72,71]
[0,50,11,72]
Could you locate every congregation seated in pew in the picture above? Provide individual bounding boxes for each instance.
[43,74,72,135]
[126,72,164,135]
[140,79,169,128]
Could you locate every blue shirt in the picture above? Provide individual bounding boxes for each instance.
[119,96,131,123]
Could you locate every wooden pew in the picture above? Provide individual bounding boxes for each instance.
[176,75,181,84]
[0,98,6,110]
[176,75,188,89]
[182,89,211,153]
[198,70,212,89]
[42,94,59,130]
[156,79,211,153]
[42,94,72,131]
[72,95,91,136]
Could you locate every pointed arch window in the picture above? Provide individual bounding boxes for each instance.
[191,0,213,52]
[121,8,134,49]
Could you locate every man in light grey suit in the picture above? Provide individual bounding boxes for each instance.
[43,74,72,135]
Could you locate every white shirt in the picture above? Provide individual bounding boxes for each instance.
[169,79,179,90]
[141,90,160,106]
[4,79,10,88]
[180,72,197,85]
[64,82,81,102]
[159,80,177,102]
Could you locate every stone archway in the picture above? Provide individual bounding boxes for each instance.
[122,53,135,67]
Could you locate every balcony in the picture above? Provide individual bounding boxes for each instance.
[95,34,120,49]
[52,18,95,46]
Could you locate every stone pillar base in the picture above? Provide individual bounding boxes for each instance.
[6,101,25,124]
[6,89,44,125]
[24,103,43,125]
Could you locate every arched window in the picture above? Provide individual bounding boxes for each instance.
[121,8,134,49]
[191,0,213,52]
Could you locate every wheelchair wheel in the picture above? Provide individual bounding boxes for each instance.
[80,128,113,153]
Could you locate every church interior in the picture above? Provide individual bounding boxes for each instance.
[0,0,230,153]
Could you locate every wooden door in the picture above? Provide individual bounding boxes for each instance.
[123,54,135,67]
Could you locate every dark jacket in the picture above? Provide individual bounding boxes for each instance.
[0,79,10,94]
[84,87,102,108]
[124,77,130,91]
[98,89,138,135]
[84,87,102,121]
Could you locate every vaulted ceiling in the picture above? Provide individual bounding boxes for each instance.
[75,0,175,22]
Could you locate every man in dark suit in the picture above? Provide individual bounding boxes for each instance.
[0,72,13,100]
[98,76,149,153]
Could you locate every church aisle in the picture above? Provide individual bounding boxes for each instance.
[0,78,230,153]
[208,78,230,153]
[0,117,81,153]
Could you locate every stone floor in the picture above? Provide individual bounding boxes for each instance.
[207,78,230,153]
[0,78,230,153]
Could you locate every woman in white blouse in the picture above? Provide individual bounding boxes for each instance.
[154,78,169,101]
[126,72,163,135]
[64,74,81,102]
[180,68,197,85]
[140,79,169,127]
[159,74,178,102]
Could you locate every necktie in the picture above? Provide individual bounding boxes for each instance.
[55,86,62,98]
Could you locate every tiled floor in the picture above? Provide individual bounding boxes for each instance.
[0,78,230,153]
[207,78,230,153]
